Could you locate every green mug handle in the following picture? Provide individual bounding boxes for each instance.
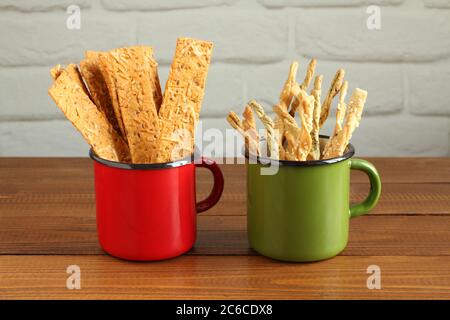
[349,159,382,218]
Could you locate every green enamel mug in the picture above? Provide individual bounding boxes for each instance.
[246,136,381,262]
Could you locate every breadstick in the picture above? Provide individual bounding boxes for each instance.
[322,88,367,159]
[295,88,315,161]
[249,100,276,159]
[319,68,345,128]
[273,104,300,160]
[300,58,317,91]
[324,80,348,156]
[50,64,62,80]
[80,52,122,135]
[48,67,130,162]
[242,105,260,156]
[308,75,323,160]
[280,61,299,109]
[289,58,316,117]
[110,46,161,164]
[155,38,213,162]
[97,51,127,138]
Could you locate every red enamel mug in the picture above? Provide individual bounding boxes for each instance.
[89,149,224,261]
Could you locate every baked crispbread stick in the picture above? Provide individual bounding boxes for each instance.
[289,59,316,117]
[275,61,298,158]
[319,68,345,128]
[324,80,348,155]
[155,38,213,162]
[249,100,277,159]
[291,85,315,160]
[109,46,161,164]
[308,75,323,160]
[323,88,367,159]
[80,51,122,135]
[273,104,301,160]
[98,51,127,138]
[48,66,130,162]
[242,105,260,156]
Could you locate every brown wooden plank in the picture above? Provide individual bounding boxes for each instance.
[1,183,448,217]
[0,255,449,299]
[1,215,450,256]
[1,158,449,191]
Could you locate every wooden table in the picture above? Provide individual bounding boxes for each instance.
[0,157,449,299]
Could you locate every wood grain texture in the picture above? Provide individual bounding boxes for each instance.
[0,157,449,300]
[1,255,449,300]
[1,215,450,256]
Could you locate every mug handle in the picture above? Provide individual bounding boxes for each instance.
[349,159,382,218]
[195,157,224,213]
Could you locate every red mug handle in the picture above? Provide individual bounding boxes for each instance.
[195,157,224,213]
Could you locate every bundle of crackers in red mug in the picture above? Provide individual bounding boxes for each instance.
[227,59,367,161]
[49,38,213,164]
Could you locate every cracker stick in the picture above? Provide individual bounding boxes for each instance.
[273,61,299,158]
[98,51,127,138]
[322,88,367,159]
[50,64,62,80]
[48,67,130,162]
[294,88,315,161]
[308,75,323,160]
[242,105,260,156]
[249,100,277,159]
[80,52,122,135]
[110,46,161,164]
[155,38,213,163]
[289,58,316,117]
[319,68,345,128]
[324,80,348,155]
[300,58,317,91]
[280,61,299,109]
[273,104,301,160]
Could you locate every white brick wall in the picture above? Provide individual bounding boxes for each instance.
[0,0,449,157]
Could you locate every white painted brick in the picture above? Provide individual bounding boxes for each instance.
[0,67,61,119]
[201,64,244,117]
[0,120,87,156]
[295,8,450,62]
[102,0,236,11]
[406,61,450,116]
[424,0,450,8]
[137,11,288,63]
[244,61,403,115]
[0,0,89,11]
[259,0,403,7]
[342,115,450,156]
[0,15,135,66]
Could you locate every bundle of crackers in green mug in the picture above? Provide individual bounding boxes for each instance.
[49,37,213,164]
[227,59,368,161]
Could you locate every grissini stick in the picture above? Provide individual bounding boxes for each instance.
[249,100,277,159]
[308,75,323,160]
[324,80,348,156]
[242,104,260,156]
[319,68,345,128]
[322,88,367,159]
